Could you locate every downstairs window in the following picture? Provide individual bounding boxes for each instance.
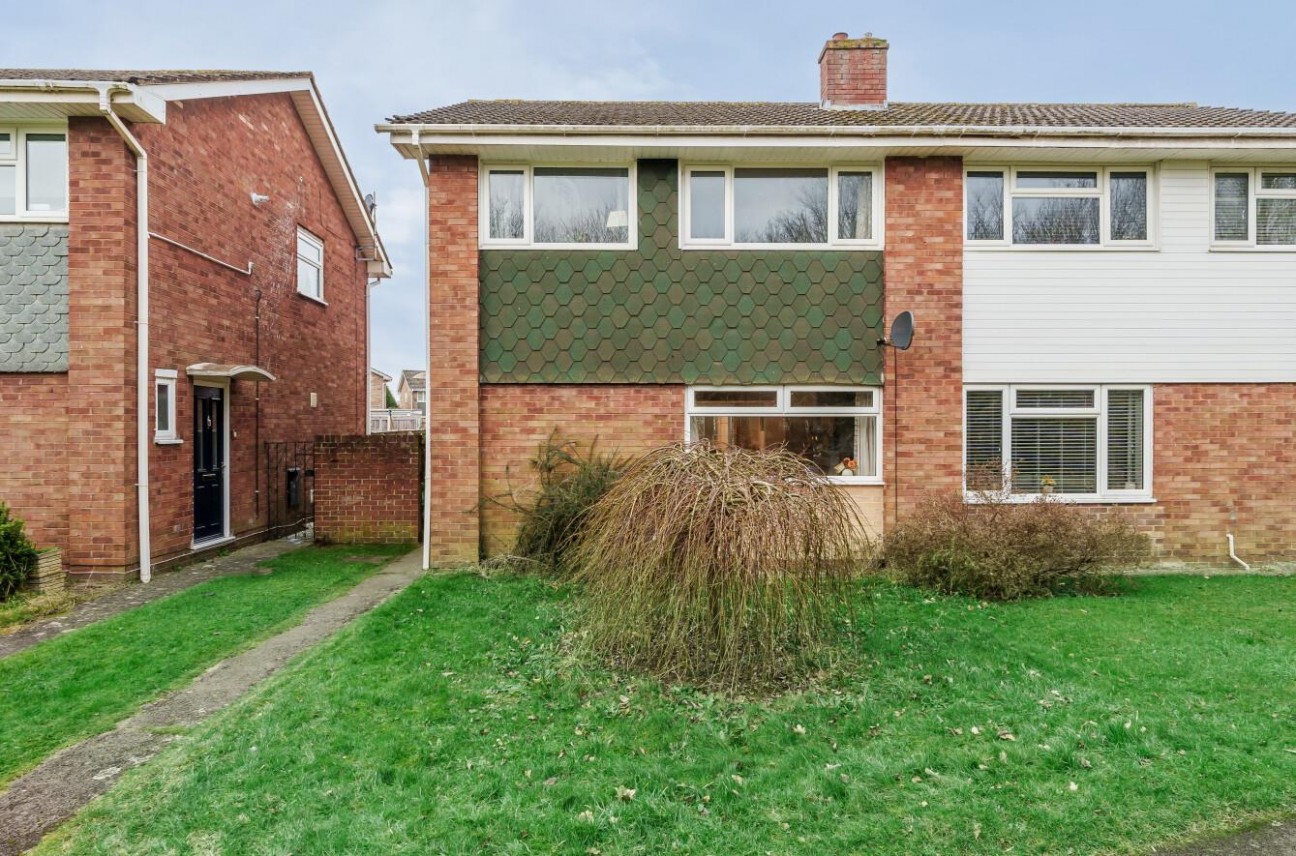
[686,386,881,482]
[965,385,1151,500]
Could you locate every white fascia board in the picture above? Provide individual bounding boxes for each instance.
[0,81,165,122]
[141,77,314,102]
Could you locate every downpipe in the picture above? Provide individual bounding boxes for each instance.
[1226,533,1251,572]
[98,86,152,583]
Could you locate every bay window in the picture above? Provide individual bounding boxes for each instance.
[1212,168,1296,247]
[681,165,882,248]
[964,385,1151,500]
[966,167,1152,247]
[686,386,881,482]
[481,165,633,247]
[0,128,68,220]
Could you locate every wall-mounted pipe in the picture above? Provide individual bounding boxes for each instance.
[98,86,152,584]
[413,130,432,572]
[1227,534,1251,571]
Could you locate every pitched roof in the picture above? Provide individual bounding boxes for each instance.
[0,69,311,85]
[400,369,426,391]
[390,100,1296,130]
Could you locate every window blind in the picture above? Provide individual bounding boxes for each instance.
[1106,389,1144,491]
[1015,389,1095,409]
[965,389,1004,489]
[1010,418,1097,494]
[1214,173,1250,241]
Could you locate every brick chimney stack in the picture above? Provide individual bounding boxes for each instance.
[818,32,889,109]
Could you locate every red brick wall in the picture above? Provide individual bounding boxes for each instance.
[1093,384,1296,562]
[479,384,683,556]
[426,156,481,566]
[0,374,69,551]
[819,36,888,106]
[315,433,422,545]
[883,157,964,529]
[65,117,138,578]
[138,94,371,565]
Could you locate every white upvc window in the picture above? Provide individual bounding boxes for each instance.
[965,167,1154,248]
[154,369,179,444]
[296,227,325,302]
[0,127,69,221]
[685,385,882,484]
[480,164,635,249]
[964,384,1153,502]
[680,165,883,250]
[1211,167,1296,249]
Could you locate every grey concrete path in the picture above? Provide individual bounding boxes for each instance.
[0,548,424,855]
[0,535,306,660]
[1153,818,1296,855]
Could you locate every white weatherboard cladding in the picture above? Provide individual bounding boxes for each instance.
[964,162,1296,383]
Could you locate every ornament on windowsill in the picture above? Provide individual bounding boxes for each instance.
[832,457,859,478]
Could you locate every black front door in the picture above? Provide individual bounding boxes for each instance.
[193,385,225,542]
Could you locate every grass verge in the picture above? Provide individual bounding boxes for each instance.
[0,544,405,788]
[35,572,1296,855]
[0,589,86,633]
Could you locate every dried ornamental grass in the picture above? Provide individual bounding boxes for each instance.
[571,442,866,691]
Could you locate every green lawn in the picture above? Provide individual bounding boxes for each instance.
[36,572,1296,856]
[0,544,406,788]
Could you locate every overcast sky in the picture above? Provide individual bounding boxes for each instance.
[9,0,1295,382]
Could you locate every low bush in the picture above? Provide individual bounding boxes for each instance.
[493,434,632,575]
[0,502,39,601]
[572,443,866,691]
[882,489,1150,600]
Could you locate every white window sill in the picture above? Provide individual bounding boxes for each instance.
[154,436,183,446]
[1208,244,1296,253]
[965,493,1156,505]
[827,476,884,486]
[480,242,636,251]
[297,291,328,306]
[0,215,70,224]
[965,243,1157,252]
[679,242,883,252]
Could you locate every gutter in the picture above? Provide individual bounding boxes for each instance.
[97,85,153,584]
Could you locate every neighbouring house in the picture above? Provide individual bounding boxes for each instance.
[395,369,426,412]
[370,368,393,409]
[379,32,1296,567]
[0,69,390,582]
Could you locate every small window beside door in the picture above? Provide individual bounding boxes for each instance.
[155,369,179,444]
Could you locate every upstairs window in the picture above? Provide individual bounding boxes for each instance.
[1212,168,1296,247]
[0,129,68,220]
[681,166,882,249]
[482,165,633,248]
[686,386,882,482]
[966,168,1152,247]
[965,385,1151,501]
[296,227,325,302]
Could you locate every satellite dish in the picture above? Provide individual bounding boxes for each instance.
[889,310,915,351]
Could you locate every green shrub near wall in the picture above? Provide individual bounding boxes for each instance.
[479,160,885,385]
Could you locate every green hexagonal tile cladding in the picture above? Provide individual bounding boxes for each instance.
[479,160,884,385]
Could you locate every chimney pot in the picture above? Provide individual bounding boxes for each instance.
[818,31,889,110]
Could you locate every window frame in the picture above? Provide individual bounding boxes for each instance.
[963,383,1154,503]
[479,163,637,250]
[679,164,884,250]
[964,165,1156,250]
[154,369,180,444]
[0,125,69,222]
[296,226,326,303]
[684,384,884,485]
[1209,166,1296,250]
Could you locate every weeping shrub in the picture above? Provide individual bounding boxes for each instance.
[494,434,632,575]
[0,502,39,601]
[882,489,1151,600]
[572,443,866,691]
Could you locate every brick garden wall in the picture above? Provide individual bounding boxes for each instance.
[479,384,682,556]
[315,433,423,545]
[883,157,965,529]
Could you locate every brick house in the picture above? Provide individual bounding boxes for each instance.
[395,369,425,412]
[370,368,393,409]
[379,33,1296,567]
[0,69,389,582]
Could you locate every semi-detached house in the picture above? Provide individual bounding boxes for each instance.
[380,33,1296,567]
[0,69,389,582]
